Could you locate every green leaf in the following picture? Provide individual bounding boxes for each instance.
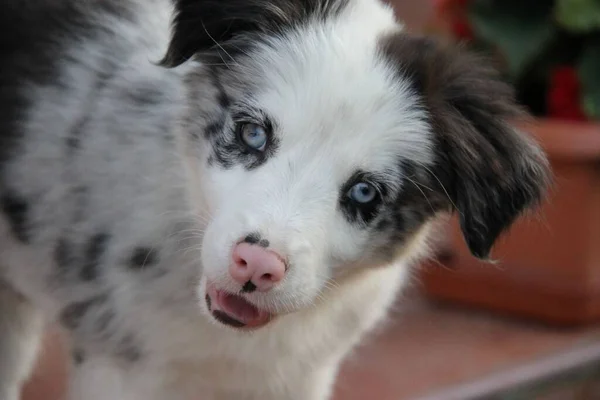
[555,0,600,33]
[467,0,556,79]
[578,42,600,119]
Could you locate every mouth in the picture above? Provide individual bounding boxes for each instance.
[205,283,273,330]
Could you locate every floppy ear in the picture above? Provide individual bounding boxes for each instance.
[160,0,346,68]
[160,0,265,67]
[382,34,551,260]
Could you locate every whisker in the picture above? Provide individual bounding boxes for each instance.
[405,176,435,213]
[200,20,236,70]
[418,163,462,215]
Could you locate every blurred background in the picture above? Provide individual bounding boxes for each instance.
[22,0,600,399]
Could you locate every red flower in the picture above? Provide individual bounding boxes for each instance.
[451,19,474,40]
[547,66,587,121]
[434,0,474,41]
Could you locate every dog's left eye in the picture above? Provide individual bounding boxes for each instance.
[348,182,378,204]
[239,123,268,151]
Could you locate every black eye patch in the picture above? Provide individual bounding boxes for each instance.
[208,106,279,170]
[339,171,388,226]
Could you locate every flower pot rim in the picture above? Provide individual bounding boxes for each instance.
[515,119,600,162]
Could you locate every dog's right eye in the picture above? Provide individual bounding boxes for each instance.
[238,122,268,152]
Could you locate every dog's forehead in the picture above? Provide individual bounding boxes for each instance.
[242,2,433,171]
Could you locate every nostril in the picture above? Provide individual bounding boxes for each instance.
[261,273,273,282]
[232,252,247,268]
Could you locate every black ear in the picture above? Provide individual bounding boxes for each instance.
[382,34,551,260]
[160,0,348,68]
[160,0,264,67]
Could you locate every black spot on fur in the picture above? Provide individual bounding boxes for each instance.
[54,237,74,271]
[72,348,86,365]
[217,90,230,109]
[128,247,159,270]
[54,238,70,266]
[94,309,115,332]
[212,310,246,328]
[60,294,108,330]
[205,294,212,310]
[241,281,257,293]
[66,127,83,151]
[67,66,117,154]
[244,233,261,244]
[67,111,92,153]
[117,334,143,363]
[201,71,230,143]
[204,116,227,139]
[258,239,269,248]
[212,68,231,109]
[81,233,110,281]
[1,193,30,243]
[374,218,392,232]
[160,0,350,68]
[389,162,445,230]
[126,84,165,107]
[210,135,238,169]
[379,33,550,259]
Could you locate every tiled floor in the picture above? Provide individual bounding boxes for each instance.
[23,292,600,400]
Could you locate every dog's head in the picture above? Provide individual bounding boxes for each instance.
[162,0,550,330]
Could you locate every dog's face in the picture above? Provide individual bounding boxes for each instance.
[162,0,550,330]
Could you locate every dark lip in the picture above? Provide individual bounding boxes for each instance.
[212,310,247,328]
[205,284,277,330]
[205,294,247,328]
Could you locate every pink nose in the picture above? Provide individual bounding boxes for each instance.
[229,242,286,292]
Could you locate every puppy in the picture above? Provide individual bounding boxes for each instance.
[0,0,550,399]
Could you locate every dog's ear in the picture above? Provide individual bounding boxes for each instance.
[382,34,551,260]
[160,0,347,68]
[159,0,266,67]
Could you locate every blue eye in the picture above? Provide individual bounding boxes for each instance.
[348,182,377,204]
[240,123,268,151]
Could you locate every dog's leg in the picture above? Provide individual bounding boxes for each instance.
[0,282,44,400]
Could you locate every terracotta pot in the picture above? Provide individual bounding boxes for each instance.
[419,119,600,326]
